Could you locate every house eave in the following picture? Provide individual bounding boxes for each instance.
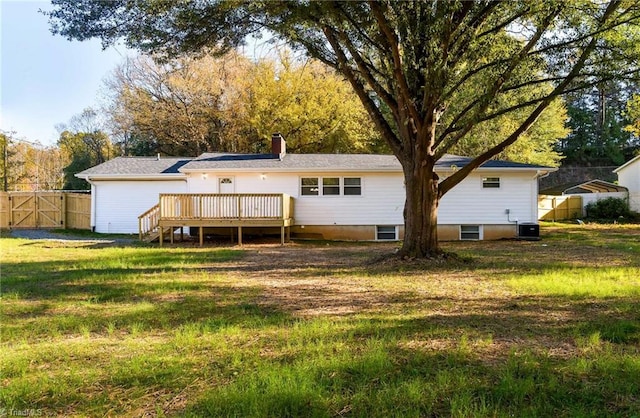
[75,174,188,181]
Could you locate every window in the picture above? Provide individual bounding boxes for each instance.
[482,177,500,188]
[300,177,363,196]
[343,178,362,195]
[301,178,319,195]
[323,177,340,195]
[376,225,397,240]
[460,225,481,240]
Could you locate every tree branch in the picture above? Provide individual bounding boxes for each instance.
[438,0,621,197]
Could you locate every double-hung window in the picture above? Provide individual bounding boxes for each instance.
[343,178,362,195]
[301,178,319,196]
[322,178,340,195]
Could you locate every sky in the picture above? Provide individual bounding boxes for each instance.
[1,0,133,146]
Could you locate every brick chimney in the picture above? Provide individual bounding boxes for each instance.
[271,133,286,160]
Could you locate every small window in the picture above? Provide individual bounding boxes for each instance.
[460,225,480,240]
[343,178,362,195]
[377,226,397,240]
[301,178,319,196]
[323,177,340,195]
[482,177,500,188]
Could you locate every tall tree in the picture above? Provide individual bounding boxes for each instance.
[47,0,640,257]
[104,51,381,156]
[560,83,637,166]
[57,108,118,190]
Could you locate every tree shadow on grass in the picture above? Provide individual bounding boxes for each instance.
[184,301,640,417]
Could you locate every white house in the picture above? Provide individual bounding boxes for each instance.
[614,154,640,212]
[76,134,555,242]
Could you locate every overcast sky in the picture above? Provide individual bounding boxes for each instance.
[1,0,133,146]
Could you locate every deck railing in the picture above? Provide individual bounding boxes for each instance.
[138,203,160,240]
[158,193,293,221]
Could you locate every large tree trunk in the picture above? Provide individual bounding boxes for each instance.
[398,155,442,258]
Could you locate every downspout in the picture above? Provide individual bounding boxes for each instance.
[86,177,97,232]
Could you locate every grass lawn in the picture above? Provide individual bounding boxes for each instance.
[1,223,639,417]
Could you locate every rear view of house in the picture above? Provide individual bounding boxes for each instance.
[76,134,555,243]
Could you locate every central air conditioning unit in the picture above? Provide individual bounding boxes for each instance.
[518,223,540,240]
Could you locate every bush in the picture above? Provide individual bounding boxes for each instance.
[585,197,631,220]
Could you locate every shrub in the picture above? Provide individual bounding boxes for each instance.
[585,197,631,220]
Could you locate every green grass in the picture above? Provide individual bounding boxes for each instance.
[1,225,640,417]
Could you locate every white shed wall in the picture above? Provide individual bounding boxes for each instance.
[93,180,187,233]
[581,192,629,211]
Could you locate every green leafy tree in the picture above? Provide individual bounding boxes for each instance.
[240,52,383,154]
[47,0,640,257]
[104,51,381,156]
[57,108,118,190]
[560,84,637,166]
[626,93,640,140]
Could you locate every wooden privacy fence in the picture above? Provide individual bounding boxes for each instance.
[538,195,583,221]
[0,192,91,230]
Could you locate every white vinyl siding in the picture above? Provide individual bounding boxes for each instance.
[186,170,538,227]
[439,172,537,225]
[93,180,187,233]
[188,172,404,226]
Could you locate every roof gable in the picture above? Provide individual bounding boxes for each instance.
[613,154,640,173]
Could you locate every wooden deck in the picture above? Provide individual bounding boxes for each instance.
[139,193,294,245]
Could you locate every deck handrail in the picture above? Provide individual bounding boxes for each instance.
[138,203,160,240]
[158,193,293,221]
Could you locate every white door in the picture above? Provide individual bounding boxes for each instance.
[219,177,235,193]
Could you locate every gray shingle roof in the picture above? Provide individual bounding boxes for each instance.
[76,157,192,177]
[77,153,553,178]
[180,153,402,171]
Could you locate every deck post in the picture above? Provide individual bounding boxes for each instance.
[199,226,203,246]
[180,227,184,242]
[238,226,243,246]
[170,227,174,244]
[281,226,285,246]
[159,226,163,247]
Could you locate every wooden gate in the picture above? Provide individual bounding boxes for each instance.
[538,195,583,221]
[9,193,37,228]
[6,192,65,229]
